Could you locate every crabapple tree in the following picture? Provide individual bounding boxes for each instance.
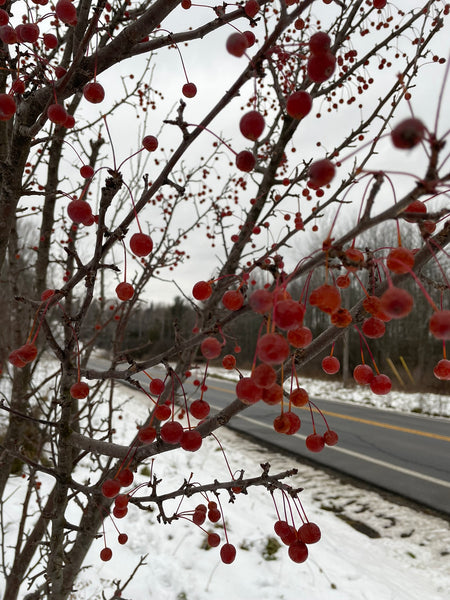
[0,0,450,598]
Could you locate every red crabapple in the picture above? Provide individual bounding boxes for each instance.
[373,0,387,7]
[252,363,277,388]
[322,356,340,374]
[130,232,153,257]
[83,82,105,104]
[324,430,339,446]
[287,326,313,348]
[222,354,236,369]
[193,280,212,301]
[290,387,309,407]
[262,383,283,405]
[16,343,38,364]
[403,199,426,222]
[306,433,325,452]
[149,378,165,395]
[222,290,244,311]
[249,289,273,314]
[0,94,16,121]
[80,165,94,179]
[190,399,210,419]
[67,200,92,224]
[236,150,255,172]
[298,522,321,544]
[429,310,450,340]
[182,82,197,98]
[433,359,450,380]
[370,374,392,395]
[236,377,262,404]
[273,299,305,330]
[101,479,121,498]
[226,32,248,57]
[48,104,68,125]
[362,317,386,339]
[239,110,265,141]
[115,282,134,301]
[43,33,58,49]
[220,543,237,564]
[100,547,113,561]
[55,0,78,25]
[307,52,336,82]
[160,421,184,444]
[309,31,331,55]
[143,135,158,151]
[180,429,202,452]
[307,159,336,189]
[353,364,374,385]
[256,333,290,364]
[380,287,413,319]
[386,247,415,274]
[200,337,222,360]
[70,381,89,399]
[286,91,313,119]
[244,0,259,18]
[288,540,309,563]
[118,533,128,545]
[391,118,426,149]
[207,532,221,547]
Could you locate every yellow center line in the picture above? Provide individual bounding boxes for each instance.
[207,383,450,442]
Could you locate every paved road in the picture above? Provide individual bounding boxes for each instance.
[89,359,450,515]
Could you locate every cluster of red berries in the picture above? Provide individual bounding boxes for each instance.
[273,519,321,563]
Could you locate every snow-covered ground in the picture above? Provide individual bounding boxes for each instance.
[65,379,450,599]
[1,368,449,599]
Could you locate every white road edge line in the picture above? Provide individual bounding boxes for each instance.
[210,404,450,490]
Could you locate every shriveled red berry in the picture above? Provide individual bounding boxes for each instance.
[287,326,312,348]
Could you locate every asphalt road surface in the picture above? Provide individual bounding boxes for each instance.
[90,359,450,515]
